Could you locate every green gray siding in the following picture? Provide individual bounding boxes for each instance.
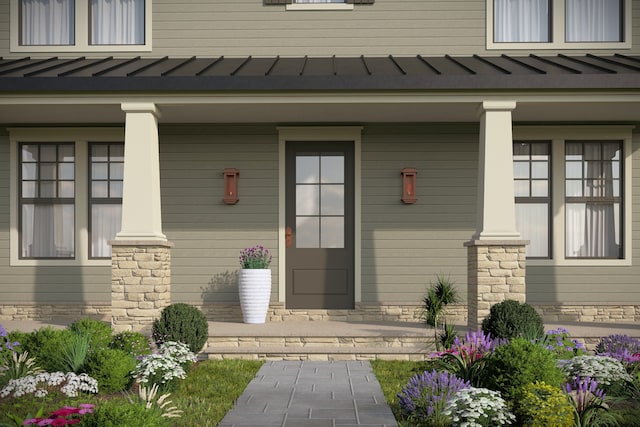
[160,125,279,303]
[1,0,640,58]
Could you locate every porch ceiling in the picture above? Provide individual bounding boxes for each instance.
[1,54,640,124]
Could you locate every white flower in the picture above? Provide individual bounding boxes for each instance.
[444,387,515,427]
[559,355,633,386]
[0,372,98,398]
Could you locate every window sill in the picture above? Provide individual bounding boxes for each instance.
[527,258,632,268]
[10,258,112,267]
[286,3,354,10]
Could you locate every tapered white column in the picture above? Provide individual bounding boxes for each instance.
[474,101,520,240]
[116,103,166,241]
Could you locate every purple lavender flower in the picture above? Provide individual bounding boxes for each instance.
[564,376,607,416]
[595,334,640,364]
[397,370,470,421]
[239,245,272,269]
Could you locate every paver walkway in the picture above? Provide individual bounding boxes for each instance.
[218,361,398,427]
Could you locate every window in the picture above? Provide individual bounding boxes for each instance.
[565,141,621,258]
[488,0,630,49]
[513,127,632,266]
[513,141,550,258]
[20,144,76,259]
[11,0,151,52]
[90,143,124,258]
[10,129,125,266]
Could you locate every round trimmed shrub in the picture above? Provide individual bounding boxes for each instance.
[81,397,169,427]
[514,381,574,427]
[68,318,113,351]
[481,300,544,340]
[481,337,566,400]
[84,348,137,393]
[110,331,152,358]
[152,303,208,353]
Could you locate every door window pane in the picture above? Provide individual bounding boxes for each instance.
[296,156,319,183]
[321,156,344,183]
[320,185,344,215]
[296,217,319,248]
[296,185,319,216]
[321,217,344,248]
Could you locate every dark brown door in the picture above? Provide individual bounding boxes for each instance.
[285,141,354,309]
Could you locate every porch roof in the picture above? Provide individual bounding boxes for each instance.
[2,54,640,92]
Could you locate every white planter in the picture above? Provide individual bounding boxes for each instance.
[238,269,272,324]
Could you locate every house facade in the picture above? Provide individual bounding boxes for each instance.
[1,0,639,331]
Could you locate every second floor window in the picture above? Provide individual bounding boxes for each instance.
[492,0,625,46]
[19,0,145,47]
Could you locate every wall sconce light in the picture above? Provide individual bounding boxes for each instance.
[401,168,417,204]
[223,168,240,205]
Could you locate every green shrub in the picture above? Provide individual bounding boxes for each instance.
[84,348,136,394]
[152,303,208,353]
[481,337,566,400]
[110,331,152,358]
[17,327,74,372]
[68,318,113,351]
[514,381,574,427]
[81,398,170,427]
[481,300,544,340]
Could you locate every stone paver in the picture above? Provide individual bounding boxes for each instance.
[219,361,398,427]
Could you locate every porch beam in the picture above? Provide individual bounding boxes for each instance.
[117,103,166,241]
[474,101,520,240]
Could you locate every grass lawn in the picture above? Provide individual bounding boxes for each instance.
[0,359,263,427]
[172,359,263,426]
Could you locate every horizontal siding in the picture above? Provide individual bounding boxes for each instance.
[360,125,478,303]
[2,0,640,58]
[160,125,279,303]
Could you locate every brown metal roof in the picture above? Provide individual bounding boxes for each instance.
[1,54,640,92]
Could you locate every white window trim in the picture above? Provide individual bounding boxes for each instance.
[10,0,152,53]
[9,128,125,267]
[513,125,633,267]
[286,3,354,10]
[277,126,362,303]
[486,0,632,50]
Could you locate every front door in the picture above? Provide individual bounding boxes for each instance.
[285,141,354,309]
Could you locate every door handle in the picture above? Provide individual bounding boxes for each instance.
[285,226,293,248]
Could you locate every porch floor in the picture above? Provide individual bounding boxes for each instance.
[3,319,639,360]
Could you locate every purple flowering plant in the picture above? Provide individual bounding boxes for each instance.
[397,369,470,426]
[595,334,640,365]
[537,327,587,360]
[239,245,272,269]
[564,377,613,427]
[431,330,505,386]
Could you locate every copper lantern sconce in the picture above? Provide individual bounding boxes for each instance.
[223,168,240,205]
[401,168,417,204]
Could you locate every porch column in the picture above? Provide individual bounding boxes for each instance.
[466,101,527,330]
[110,103,172,333]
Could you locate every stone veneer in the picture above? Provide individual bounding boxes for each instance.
[2,303,640,328]
[110,240,173,333]
[465,240,527,330]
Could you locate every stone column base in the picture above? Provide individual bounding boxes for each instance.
[110,240,174,333]
[465,240,527,330]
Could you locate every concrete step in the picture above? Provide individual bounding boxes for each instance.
[203,320,437,361]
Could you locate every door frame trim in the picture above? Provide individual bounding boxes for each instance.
[278,126,363,304]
